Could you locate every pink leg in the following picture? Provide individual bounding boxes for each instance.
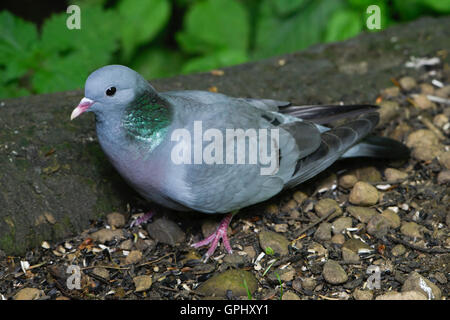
[130,210,154,227]
[191,213,234,261]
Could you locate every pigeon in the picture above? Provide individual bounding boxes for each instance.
[71,65,409,260]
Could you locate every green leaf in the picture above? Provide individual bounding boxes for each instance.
[182,49,247,74]
[177,0,249,54]
[0,11,38,80]
[272,0,308,15]
[253,0,345,59]
[118,0,171,59]
[131,48,185,79]
[325,9,363,42]
[422,0,450,13]
[392,0,426,20]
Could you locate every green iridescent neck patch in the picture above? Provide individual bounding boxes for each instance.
[122,93,172,152]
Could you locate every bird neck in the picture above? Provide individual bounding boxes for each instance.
[121,91,173,152]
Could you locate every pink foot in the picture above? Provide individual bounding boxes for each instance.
[130,210,154,227]
[191,213,233,261]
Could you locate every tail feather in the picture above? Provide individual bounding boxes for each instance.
[341,135,410,159]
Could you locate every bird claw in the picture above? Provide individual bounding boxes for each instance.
[130,210,154,227]
[191,213,233,262]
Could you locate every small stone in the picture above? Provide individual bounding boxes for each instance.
[399,76,416,91]
[301,278,317,291]
[433,114,448,128]
[412,145,443,161]
[384,168,408,182]
[274,224,288,233]
[315,173,337,193]
[315,199,342,218]
[437,170,450,184]
[413,94,435,110]
[92,267,110,280]
[322,260,348,285]
[223,253,245,267]
[282,291,300,300]
[197,269,258,297]
[390,123,411,141]
[381,209,401,229]
[133,275,152,292]
[402,272,441,300]
[391,244,406,256]
[435,85,450,98]
[281,199,297,212]
[349,182,379,206]
[107,212,126,228]
[347,206,377,223]
[378,101,400,125]
[147,217,185,245]
[90,229,124,243]
[314,222,332,241]
[433,272,447,285]
[438,151,450,170]
[343,239,372,254]
[14,288,43,300]
[258,230,290,256]
[125,250,143,264]
[342,247,360,263]
[353,288,373,300]
[354,167,382,183]
[279,267,296,282]
[293,191,308,204]
[400,222,423,239]
[419,83,434,95]
[120,239,133,250]
[381,86,400,97]
[331,234,345,245]
[339,173,358,189]
[376,291,427,300]
[406,129,439,148]
[367,215,391,238]
[265,204,279,215]
[243,246,256,260]
[331,217,352,235]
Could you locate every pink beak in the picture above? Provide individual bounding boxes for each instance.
[70,97,94,120]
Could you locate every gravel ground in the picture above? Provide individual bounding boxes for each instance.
[1,58,449,301]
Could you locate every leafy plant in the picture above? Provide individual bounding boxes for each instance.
[275,272,283,300]
[242,278,253,300]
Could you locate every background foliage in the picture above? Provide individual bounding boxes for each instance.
[1,0,449,98]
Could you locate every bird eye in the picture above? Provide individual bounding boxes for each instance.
[106,86,116,96]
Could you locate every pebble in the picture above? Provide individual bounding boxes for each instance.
[223,253,245,267]
[281,199,297,212]
[349,182,379,206]
[347,206,377,223]
[399,76,416,90]
[92,267,110,280]
[282,291,300,300]
[258,230,290,256]
[331,217,352,235]
[438,151,450,170]
[125,250,143,264]
[433,272,447,285]
[119,239,133,251]
[331,234,345,245]
[355,167,382,182]
[419,83,434,95]
[353,288,373,300]
[106,212,126,228]
[376,290,427,300]
[314,222,332,241]
[367,215,391,238]
[437,170,450,184]
[380,209,401,229]
[274,224,288,233]
[378,101,400,125]
[243,246,256,260]
[435,85,450,98]
[381,86,400,97]
[402,272,441,300]
[315,199,342,218]
[197,269,257,297]
[342,247,360,263]
[412,145,442,161]
[400,222,423,239]
[265,204,279,215]
[293,191,308,204]
[384,168,408,181]
[406,129,439,148]
[146,217,185,245]
[413,94,435,110]
[301,277,317,291]
[14,288,43,300]
[90,229,124,243]
[433,114,448,128]
[338,173,358,189]
[133,275,152,292]
[391,244,406,256]
[322,260,348,285]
